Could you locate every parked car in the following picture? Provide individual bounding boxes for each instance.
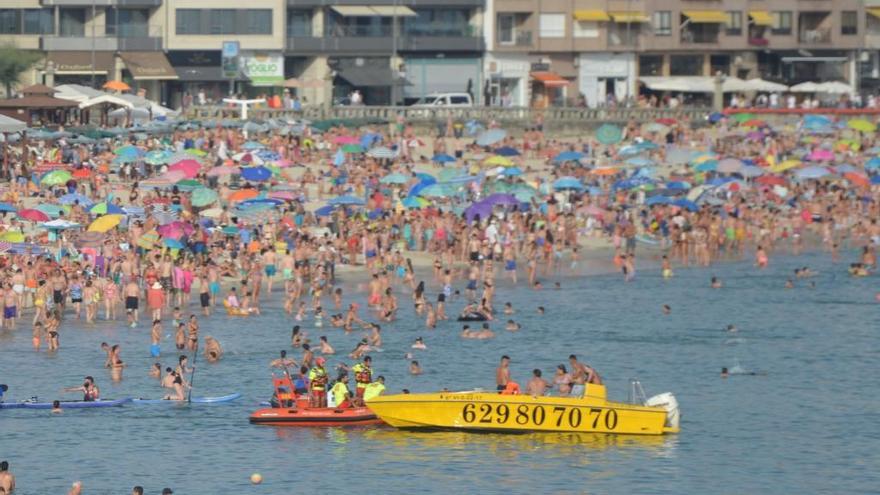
[410,92,474,108]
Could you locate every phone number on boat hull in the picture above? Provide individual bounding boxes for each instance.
[460,403,618,430]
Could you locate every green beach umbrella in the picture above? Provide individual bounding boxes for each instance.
[191,187,218,207]
[342,143,364,154]
[596,124,623,145]
[731,113,756,123]
[185,148,207,157]
[380,173,409,185]
[35,204,68,218]
[145,150,173,165]
[41,169,72,186]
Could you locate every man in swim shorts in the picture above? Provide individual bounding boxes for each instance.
[496,355,510,391]
[124,279,140,327]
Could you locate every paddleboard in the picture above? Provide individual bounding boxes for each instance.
[132,393,241,405]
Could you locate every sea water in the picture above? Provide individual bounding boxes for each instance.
[1,251,878,494]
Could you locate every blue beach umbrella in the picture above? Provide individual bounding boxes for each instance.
[553,176,584,191]
[553,151,585,163]
[476,129,507,147]
[865,157,880,170]
[240,166,272,182]
[432,153,456,164]
[59,193,94,206]
[327,195,365,206]
[493,146,520,157]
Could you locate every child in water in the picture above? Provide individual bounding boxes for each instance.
[662,255,673,279]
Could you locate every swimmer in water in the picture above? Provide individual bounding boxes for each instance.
[505,320,520,331]
[661,255,673,279]
[411,337,426,350]
[149,362,162,379]
[409,360,422,375]
[203,336,223,363]
[726,324,737,333]
[318,335,335,354]
[51,400,62,414]
[721,367,729,378]
[537,306,545,315]
[662,304,671,315]
[711,276,722,289]
[503,302,514,315]
[784,279,794,289]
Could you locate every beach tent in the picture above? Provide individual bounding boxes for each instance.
[0,114,27,133]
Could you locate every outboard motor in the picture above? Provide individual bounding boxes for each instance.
[645,392,680,430]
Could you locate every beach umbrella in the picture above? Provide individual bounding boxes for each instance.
[207,165,239,177]
[643,122,669,134]
[40,169,72,186]
[145,150,173,165]
[366,146,397,159]
[157,221,193,240]
[833,164,858,174]
[596,124,622,145]
[160,170,188,183]
[500,167,523,177]
[237,199,283,210]
[267,190,297,201]
[402,196,430,209]
[553,151,585,163]
[716,158,743,174]
[755,175,787,186]
[553,176,584,191]
[184,148,207,157]
[17,208,50,222]
[591,167,618,176]
[163,238,184,249]
[103,80,130,91]
[314,205,336,217]
[200,208,223,218]
[242,140,264,150]
[227,189,259,203]
[844,171,870,187]
[625,156,655,167]
[865,157,880,170]
[419,184,453,198]
[847,119,876,133]
[35,204,66,218]
[493,146,520,157]
[484,155,513,167]
[0,202,17,213]
[41,219,80,230]
[666,181,691,191]
[694,160,717,172]
[87,214,122,233]
[58,193,93,206]
[168,159,201,178]
[333,135,359,145]
[464,201,493,223]
[730,113,756,124]
[174,179,201,192]
[0,231,24,242]
[646,196,672,206]
[432,153,456,164]
[341,143,364,154]
[739,165,765,178]
[327,195,365,206]
[139,176,174,189]
[872,175,880,185]
[240,166,272,182]
[771,159,801,173]
[152,208,178,226]
[795,166,831,180]
[807,149,834,162]
[136,231,159,250]
[191,187,218,207]
[89,202,124,215]
[380,173,409,185]
[114,144,142,156]
[484,193,519,207]
[673,198,699,211]
[476,129,507,147]
[71,168,92,179]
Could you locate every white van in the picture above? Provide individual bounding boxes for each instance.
[410,92,474,108]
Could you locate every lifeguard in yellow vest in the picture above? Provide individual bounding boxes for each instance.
[308,357,329,408]
[352,356,373,400]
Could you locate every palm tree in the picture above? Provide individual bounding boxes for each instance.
[0,44,41,98]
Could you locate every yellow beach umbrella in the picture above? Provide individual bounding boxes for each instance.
[0,231,25,242]
[770,159,801,173]
[87,214,123,233]
[483,155,514,167]
[847,119,876,133]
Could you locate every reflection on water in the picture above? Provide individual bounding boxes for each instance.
[2,252,878,494]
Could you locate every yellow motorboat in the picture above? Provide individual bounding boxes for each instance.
[367,383,679,435]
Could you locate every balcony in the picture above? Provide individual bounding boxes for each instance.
[607,28,639,49]
[798,28,831,44]
[680,29,719,45]
[41,24,162,51]
[496,30,533,47]
[41,0,161,5]
[288,34,483,54]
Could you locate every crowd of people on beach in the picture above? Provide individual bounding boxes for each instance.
[1,106,879,491]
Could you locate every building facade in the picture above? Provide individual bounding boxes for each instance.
[0,0,876,108]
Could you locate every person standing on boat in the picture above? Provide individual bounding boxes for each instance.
[352,356,373,399]
[496,355,511,392]
[569,354,602,398]
[308,357,329,408]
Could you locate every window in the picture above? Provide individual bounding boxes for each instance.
[497,14,514,44]
[23,9,53,34]
[639,55,663,76]
[59,8,85,37]
[726,12,742,36]
[539,13,565,38]
[176,9,273,35]
[176,9,201,35]
[653,11,671,36]
[106,8,149,37]
[841,11,857,35]
[0,10,21,34]
[450,95,470,104]
[670,54,703,76]
[287,10,312,37]
[573,21,599,38]
[771,11,791,35]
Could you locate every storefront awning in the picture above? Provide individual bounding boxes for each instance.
[369,6,417,17]
[748,11,773,26]
[175,66,244,82]
[608,12,649,23]
[331,6,380,16]
[46,51,115,75]
[573,10,610,22]
[118,52,178,80]
[682,11,728,24]
[337,66,396,87]
[868,8,880,19]
[530,72,570,87]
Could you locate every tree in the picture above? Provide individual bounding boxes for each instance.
[0,44,42,98]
